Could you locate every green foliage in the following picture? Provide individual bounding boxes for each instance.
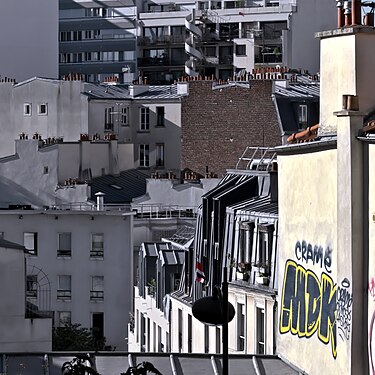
[121,361,162,375]
[53,323,106,351]
[61,354,99,375]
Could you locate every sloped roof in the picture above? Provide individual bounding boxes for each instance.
[90,169,148,204]
[82,83,181,100]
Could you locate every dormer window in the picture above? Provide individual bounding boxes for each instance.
[298,104,308,129]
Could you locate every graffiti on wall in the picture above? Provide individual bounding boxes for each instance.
[280,241,352,359]
[336,278,352,341]
[368,277,375,374]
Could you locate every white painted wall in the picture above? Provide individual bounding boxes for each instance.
[0,1,58,82]
[0,244,52,352]
[0,210,134,351]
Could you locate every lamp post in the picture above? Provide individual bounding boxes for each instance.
[192,266,234,375]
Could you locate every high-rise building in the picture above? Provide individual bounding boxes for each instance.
[59,0,137,83]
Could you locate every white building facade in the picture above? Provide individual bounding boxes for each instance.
[0,208,134,351]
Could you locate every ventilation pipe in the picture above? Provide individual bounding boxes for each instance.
[336,1,345,27]
[351,0,361,25]
[95,192,105,211]
[344,1,352,26]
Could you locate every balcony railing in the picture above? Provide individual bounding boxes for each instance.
[90,291,104,300]
[90,249,104,258]
[132,204,198,219]
[57,290,71,299]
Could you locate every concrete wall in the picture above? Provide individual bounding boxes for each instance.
[290,0,336,74]
[0,210,134,351]
[319,29,375,135]
[0,1,58,82]
[0,245,52,352]
[277,148,345,374]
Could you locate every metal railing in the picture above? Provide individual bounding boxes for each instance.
[132,204,198,219]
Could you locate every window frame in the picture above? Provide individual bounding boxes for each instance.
[140,107,150,131]
[105,106,114,131]
[37,103,48,116]
[256,306,265,354]
[156,143,165,168]
[91,233,104,258]
[56,311,71,327]
[57,275,72,300]
[24,103,32,116]
[237,302,246,351]
[156,106,165,127]
[139,144,150,167]
[90,275,104,301]
[57,232,72,257]
[298,103,308,129]
[24,232,38,256]
[26,274,38,299]
[120,106,128,126]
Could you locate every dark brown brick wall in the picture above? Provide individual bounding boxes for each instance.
[181,80,281,177]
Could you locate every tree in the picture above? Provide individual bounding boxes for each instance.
[53,323,106,351]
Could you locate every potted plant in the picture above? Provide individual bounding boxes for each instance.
[122,361,162,375]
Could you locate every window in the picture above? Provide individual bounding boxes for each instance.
[188,314,192,353]
[256,307,265,354]
[178,308,183,352]
[239,221,254,264]
[105,107,114,131]
[236,44,246,56]
[58,232,71,257]
[156,143,165,168]
[120,107,128,126]
[237,302,245,351]
[298,104,308,128]
[91,233,104,258]
[90,276,104,300]
[204,324,209,353]
[56,311,71,327]
[43,166,49,174]
[92,312,104,341]
[139,144,150,167]
[24,103,32,116]
[257,224,274,269]
[156,106,165,126]
[26,275,38,298]
[140,107,150,130]
[38,103,48,115]
[24,232,38,256]
[57,275,71,299]
[216,327,221,353]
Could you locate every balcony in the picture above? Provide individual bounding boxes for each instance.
[219,55,234,65]
[138,56,169,67]
[138,35,185,46]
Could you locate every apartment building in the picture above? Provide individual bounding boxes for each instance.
[0,78,182,178]
[137,0,336,83]
[0,1,58,82]
[275,3,375,374]
[130,147,279,356]
[59,0,137,83]
[0,206,134,351]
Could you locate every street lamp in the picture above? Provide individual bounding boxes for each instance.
[192,266,235,375]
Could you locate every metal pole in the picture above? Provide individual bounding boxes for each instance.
[222,266,228,375]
